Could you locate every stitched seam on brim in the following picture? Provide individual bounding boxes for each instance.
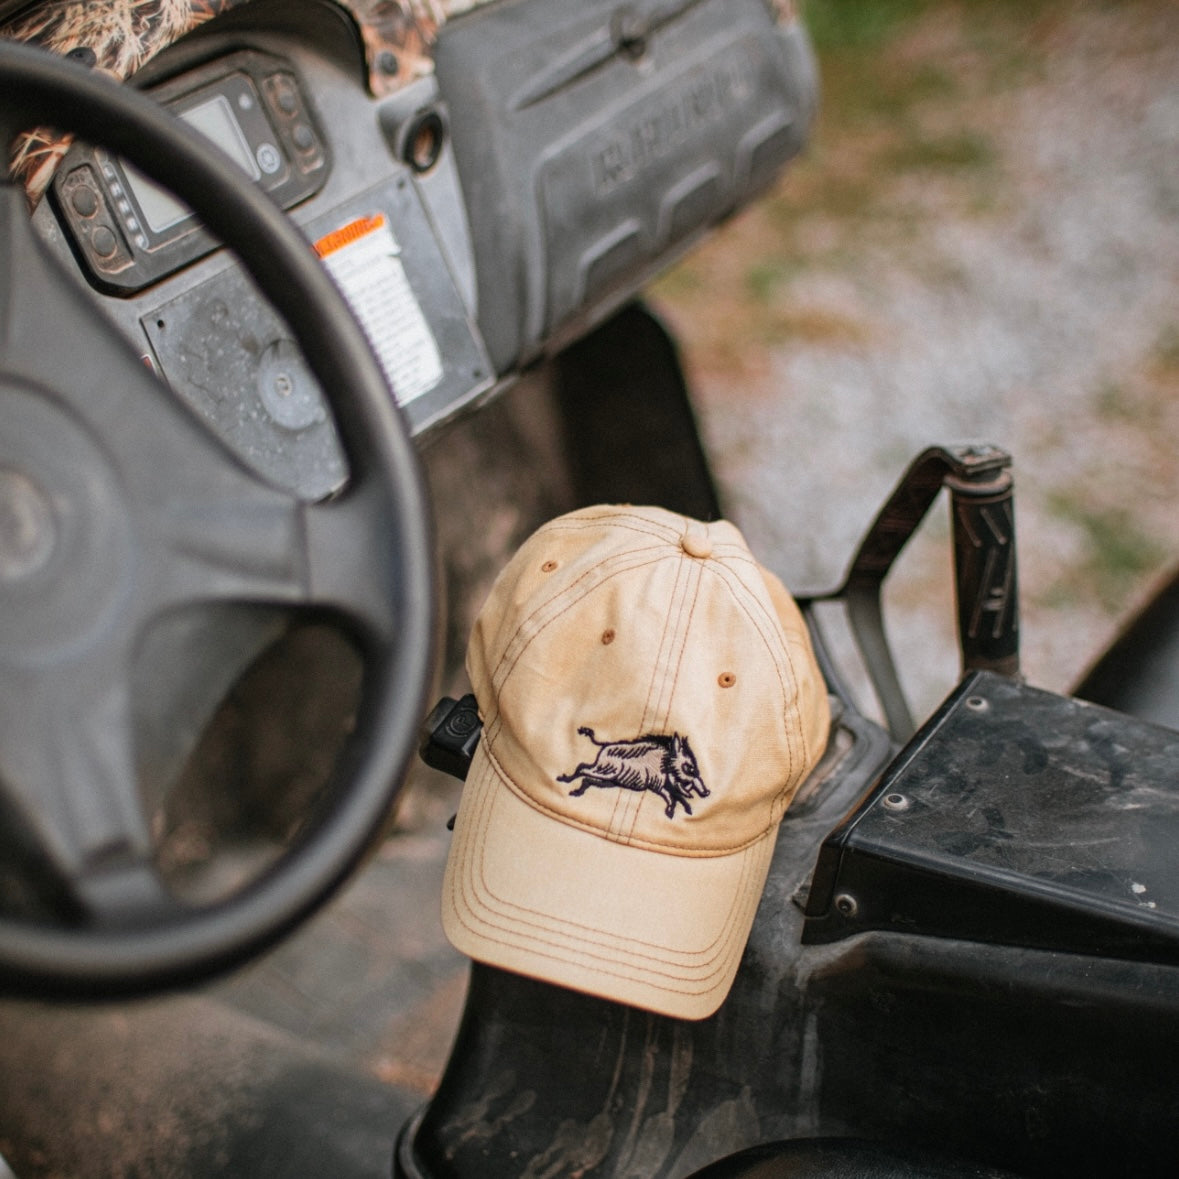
[451,747,767,979]
[466,747,757,965]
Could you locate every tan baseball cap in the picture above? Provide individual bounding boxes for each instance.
[442,505,830,1020]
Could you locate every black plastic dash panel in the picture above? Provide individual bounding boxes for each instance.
[805,671,1179,963]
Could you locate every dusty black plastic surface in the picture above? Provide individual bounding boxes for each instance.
[554,302,722,520]
[397,694,897,1178]
[804,671,1179,959]
[404,667,1179,1177]
[686,1138,1019,1179]
[1075,564,1179,731]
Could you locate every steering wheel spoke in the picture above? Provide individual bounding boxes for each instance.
[303,487,404,647]
[0,184,59,368]
[0,182,139,410]
[0,42,435,991]
[148,479,310,613]
[0,184,26,342]
[0,659,169,925]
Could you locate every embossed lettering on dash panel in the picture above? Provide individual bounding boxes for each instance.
[592,58,753,196]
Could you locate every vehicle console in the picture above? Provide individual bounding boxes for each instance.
[28,0,816,501]
[806,670,1179,962]
[56,49,329,293]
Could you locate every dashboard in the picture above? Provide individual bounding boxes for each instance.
[23,0,817,501]
[32,13,491,501]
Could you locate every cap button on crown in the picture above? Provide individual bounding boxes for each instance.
[680,523,713,559]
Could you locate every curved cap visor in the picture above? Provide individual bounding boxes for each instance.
[443,735,779,1020]
[441,505,829,1021]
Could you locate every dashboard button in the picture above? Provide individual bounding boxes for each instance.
[70,185,99,217]
[91,226,118,258]
[292,123,316,152]
[258,339,325,430]
[265,73,301,116]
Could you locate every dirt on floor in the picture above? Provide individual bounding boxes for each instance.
[652,0,1179,723]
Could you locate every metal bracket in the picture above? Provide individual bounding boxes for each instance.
[818,444,1019,742]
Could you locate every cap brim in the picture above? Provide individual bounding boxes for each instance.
[442,735,778,1021]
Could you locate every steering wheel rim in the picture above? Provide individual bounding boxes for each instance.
[0,40,436,991]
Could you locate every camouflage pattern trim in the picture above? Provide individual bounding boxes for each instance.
[350,0,486,97]
[0,0,494,201]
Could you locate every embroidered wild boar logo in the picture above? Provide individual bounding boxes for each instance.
[557,727,709,819]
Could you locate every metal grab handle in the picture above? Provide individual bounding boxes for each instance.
[947,466,1019,678]
[820,445,1020,741]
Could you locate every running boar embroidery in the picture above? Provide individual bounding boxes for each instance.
[557,727,710,819]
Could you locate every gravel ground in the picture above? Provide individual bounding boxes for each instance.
[653,0,1179,724]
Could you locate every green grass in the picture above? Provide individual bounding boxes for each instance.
[652,0,1060,376]
[1094,378,1137,422]
[745,259,799,304]
[803,0,929,50]
[762,165,880,228]
[1048,494,1165,608]
[886,130,996,172]
[789,5,1001,233]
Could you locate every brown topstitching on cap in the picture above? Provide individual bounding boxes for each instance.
[443,504,831,1019]
[475,706,781,859]
[487,551,669,698]
[461,756,755,966]
[445,744,771,1002]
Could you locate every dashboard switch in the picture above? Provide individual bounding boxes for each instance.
[70,185,98,217]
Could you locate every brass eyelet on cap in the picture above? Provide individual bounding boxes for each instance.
[718,672,737,688]
[601,628,616,645]
[541,560,558,573]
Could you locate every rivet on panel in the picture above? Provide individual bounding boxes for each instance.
[834,893,859,918]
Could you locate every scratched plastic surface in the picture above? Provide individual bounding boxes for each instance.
[805,671,1179,960]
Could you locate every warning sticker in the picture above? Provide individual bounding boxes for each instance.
[314,213,443,405]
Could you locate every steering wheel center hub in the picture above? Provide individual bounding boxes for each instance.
[0,382,131,661]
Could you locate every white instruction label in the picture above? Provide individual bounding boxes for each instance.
[314,213,443,405]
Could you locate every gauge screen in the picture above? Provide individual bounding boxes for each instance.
[124,92,262,233]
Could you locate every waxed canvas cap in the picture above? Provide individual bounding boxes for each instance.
[442,505,830,1020]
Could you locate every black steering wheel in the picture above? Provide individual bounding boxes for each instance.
[0,41,436,991]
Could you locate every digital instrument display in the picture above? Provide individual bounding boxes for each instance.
[124,94,262,233]
[55,50,329,294]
